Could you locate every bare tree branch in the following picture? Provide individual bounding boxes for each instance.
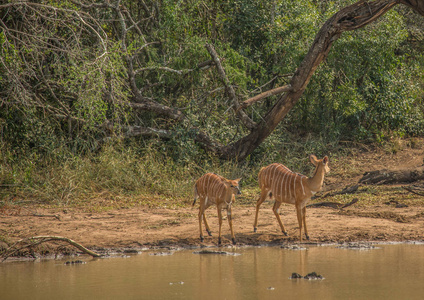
[205,43,257,130]
[238,84,292,111]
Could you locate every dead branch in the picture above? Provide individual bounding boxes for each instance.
[238,84,292,111]
[32,213,61,220]
[403,184,424,196]
[1,236,102,262]
[307,198,358,209]
[205,43,257,130]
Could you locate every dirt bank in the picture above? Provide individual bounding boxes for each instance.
[1,144,424,257]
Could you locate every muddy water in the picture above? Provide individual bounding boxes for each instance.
[1,244,424,300]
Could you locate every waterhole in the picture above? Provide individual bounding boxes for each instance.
[1,243,423,300]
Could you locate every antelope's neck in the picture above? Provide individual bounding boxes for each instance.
[306,165,326,193]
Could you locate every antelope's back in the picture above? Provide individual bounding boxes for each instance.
[259,163,307,202]
[196,173,226,199]
[259,163,291,189]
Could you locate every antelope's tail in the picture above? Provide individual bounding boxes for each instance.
[192,184,198,206]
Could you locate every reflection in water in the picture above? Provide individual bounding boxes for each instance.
[1,244,424,300]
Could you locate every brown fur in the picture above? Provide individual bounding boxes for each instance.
[253,155,330,241]
[193,173,241,245]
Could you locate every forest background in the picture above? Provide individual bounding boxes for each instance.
[1,0,424,209]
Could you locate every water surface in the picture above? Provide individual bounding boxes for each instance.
[1,244,423,300]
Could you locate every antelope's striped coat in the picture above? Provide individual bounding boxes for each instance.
[258,163,307,204]
[194,173,233,207]
[254,155,330,241]
[193,173,241,245]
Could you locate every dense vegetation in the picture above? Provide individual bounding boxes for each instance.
[1,0,423,206]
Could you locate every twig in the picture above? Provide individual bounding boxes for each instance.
[403,185,424,196]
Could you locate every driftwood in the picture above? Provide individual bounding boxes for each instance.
[359,166,424,185]
[1,236,102,262]
[307,198,358,209]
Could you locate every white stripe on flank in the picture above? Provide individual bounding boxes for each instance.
[294,173,297,199]
[282,171,288,198]
[299,175,305,195]
[206,175,211,195]
[217,182,224,198]
[267,165,273,187]
[279,169,283,199]
[288,172,293,199]
[210,177,217,197]
[264,167,269,187]
[270,164,277,186]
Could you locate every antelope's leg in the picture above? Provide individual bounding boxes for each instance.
[227,206,236,245]
[295,203,304,242]
[217,206,223,245]
[253,189,268,232]
[203,213,212,236]
[272,200,288,236]
[198,201,205,242]
[302,206,309,240]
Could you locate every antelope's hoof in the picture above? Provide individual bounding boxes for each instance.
[305,235,310,240]
[218,237,222,245]
[200,236,204,242]
[282,231,288,236]
[232,238,236,245]
[207,230,212,236]
[254,227,257,233]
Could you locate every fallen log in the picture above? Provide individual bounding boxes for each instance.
[359,166,424,185]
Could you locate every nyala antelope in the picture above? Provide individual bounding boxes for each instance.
[193,173,241,245]
[253,155,330,241]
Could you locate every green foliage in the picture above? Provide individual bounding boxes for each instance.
[1,0,424,206]
[287,7,424,142]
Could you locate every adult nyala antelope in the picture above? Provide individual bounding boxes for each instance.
[193,173,241,245]
[253,155,330,241]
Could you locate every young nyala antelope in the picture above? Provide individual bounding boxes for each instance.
[193,173,241,245]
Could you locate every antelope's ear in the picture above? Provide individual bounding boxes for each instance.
[323,156,329,164]
[234,178,241,184]
[309,155,318,166]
